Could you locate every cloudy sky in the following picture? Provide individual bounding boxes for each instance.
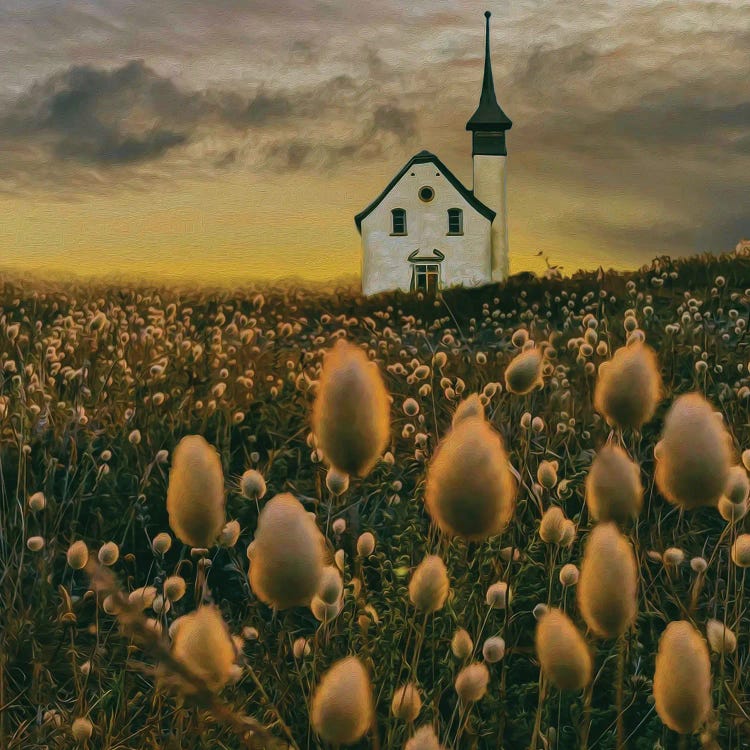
[1,0,748,284]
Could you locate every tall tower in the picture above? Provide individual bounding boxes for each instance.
[466,11,512,282]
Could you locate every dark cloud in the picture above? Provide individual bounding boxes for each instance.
[0,58,418,182]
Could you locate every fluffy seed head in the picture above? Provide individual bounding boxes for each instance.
[578,523,638,639]
[655,393,732,509]
[164,575,187,602]
[151,532,172,554]
[405,726,444,750]
[170,606,236,693]
[455,662,489,704]
[240,469,266,500]
[451,628,474,660]
[28,491,46,511]
[718,495,747,522]
[452,394,485,427]
[653,621,712,734]
[706,619,737,655]
[26,535,44,551]
[66,541,89,570]
[326,467,350,496]
[535,608,592,691]
[312,340,390,477]
[391,683,422,721]
[559,563,579,587]
[98,541,119,566]
[71,717,93,741]
[724,465,749,505]
[166,435,226,548]
[537,460,558,489]
[310,656,374,745]
[663,547,684,567]
[219,520,240,547]
[248,493,326,610]
[594,342,662,429]
[356,531,376,557]
[585,444,643,524]
[409,555,449,614]
[731,534,750,567]
[482,636,505,663]
[504,348,543,395]
[539,506,566,544]
[485,581,511,609]
[318,565,344,605]
[425,416,516,541]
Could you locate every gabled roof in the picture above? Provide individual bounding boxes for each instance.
[466,12,512,132]
[354,150,495,233]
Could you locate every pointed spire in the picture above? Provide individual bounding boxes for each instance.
[466,11,512,133]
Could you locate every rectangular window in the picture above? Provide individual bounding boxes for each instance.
[391,209,407,235]
[447,208,463,235]
[414,263,440,293]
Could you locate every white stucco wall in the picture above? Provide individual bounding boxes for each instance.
[472,155,509,282]
[361,160,492,296]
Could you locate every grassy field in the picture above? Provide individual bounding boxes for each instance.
[1,249,749,750]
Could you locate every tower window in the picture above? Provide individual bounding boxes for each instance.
[391,208,407,235]
[447,208,463,235]
[418,186,435,202]
[412,263,440,293]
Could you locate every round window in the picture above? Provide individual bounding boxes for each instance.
[418,186,435,202]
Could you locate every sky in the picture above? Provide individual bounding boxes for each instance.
[0,0,748,285]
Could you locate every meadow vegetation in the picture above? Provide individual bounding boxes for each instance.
[1,249,749,749]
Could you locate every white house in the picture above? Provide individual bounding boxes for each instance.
[355,11,512,296]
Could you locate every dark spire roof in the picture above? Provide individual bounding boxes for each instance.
[466,11,512,132]
[354,151,495,233]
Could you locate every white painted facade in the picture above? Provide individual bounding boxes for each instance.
[360,158,493,296]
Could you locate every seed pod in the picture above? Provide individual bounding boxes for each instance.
[248,493,325,610]
[219,520,241,547]
[451,628,473,660]
[706,619,737,655]
[535,608,592,691]
[452,394,485,427]
[504,348,543,395]
[391,682,422,721]
[653,621,712,734]
[66,541,89,570]
[594,342,662,429]
[425,416,515,541]
[171,606,236,693]
[485,581,511,609]
[578,523,638,639]
[539,506,566,544]
[312,340,390,477]
[455,662,489,704]
[166,435,226,548]
[409,556,449,614]
[311,656,373,745]
[405,725,444,750]
[585,444,643,524]
[655,393,732,509]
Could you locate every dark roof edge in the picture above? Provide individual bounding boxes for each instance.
[354,150,495,233]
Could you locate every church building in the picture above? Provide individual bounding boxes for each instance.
[355,11,512,296]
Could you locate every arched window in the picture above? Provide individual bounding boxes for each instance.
[447,208,463,235]
[391,208,407,235]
